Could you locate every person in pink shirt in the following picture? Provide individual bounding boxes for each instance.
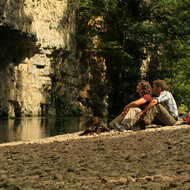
[109,80,152,131]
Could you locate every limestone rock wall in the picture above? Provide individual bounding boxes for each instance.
[0,0,80,117]
[0,0,108,117]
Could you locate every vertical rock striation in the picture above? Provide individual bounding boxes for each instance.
[0,0,80,117]
[0,0,108,117]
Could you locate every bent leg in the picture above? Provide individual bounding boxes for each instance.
[121,107,141,127]
[144,104,176,126]
[109,114,124,128]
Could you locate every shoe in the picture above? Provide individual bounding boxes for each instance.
[132,119,146,131]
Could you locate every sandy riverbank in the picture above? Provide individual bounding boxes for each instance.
[0,125,189,189]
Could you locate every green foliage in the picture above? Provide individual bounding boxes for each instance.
[76,0,190,113]
[145,0,190,109]
[178,104,189,115]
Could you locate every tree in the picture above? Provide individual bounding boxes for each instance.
[145,0,190,112]
[76,0,190,115]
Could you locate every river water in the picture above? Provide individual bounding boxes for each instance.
[0,116,91,144]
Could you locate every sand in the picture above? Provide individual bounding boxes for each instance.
[0,124,189,189]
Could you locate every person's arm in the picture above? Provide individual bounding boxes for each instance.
[122,98,147,116]
[139,98,158,119]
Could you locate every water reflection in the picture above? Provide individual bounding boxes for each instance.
[0,116,90,144]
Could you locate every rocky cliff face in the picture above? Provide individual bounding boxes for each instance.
[0,0,79,117]
[0,0,108,117]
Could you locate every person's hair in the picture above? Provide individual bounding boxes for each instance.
[139,80,152,96]
[153,79,167,91]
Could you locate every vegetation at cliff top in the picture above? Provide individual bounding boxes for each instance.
[77,0,190,114]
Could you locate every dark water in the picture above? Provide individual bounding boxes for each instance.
[0,116,92,144]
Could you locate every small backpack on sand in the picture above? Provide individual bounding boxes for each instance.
[186,112,190,124]
[79,116,110,136]
[182,112,190,124]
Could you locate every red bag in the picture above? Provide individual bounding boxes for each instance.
[187,112,190,124]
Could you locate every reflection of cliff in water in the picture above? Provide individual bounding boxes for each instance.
[0,117,89,144]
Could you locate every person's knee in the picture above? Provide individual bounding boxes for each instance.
[156,104,163,109]
[157,103,168,110]
[156,104,167,113]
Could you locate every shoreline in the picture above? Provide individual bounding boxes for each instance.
[0,124,189,147]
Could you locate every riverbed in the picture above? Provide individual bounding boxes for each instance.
[0,124,189,189]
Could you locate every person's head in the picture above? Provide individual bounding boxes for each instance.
[153,79,167,95]
[136,80,152,96]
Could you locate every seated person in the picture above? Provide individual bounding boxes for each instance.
[109,80,152,131]
[137,79,178,129]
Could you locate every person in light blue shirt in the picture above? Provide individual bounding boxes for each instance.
[139,79,178,128]
[156,90,178,120]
